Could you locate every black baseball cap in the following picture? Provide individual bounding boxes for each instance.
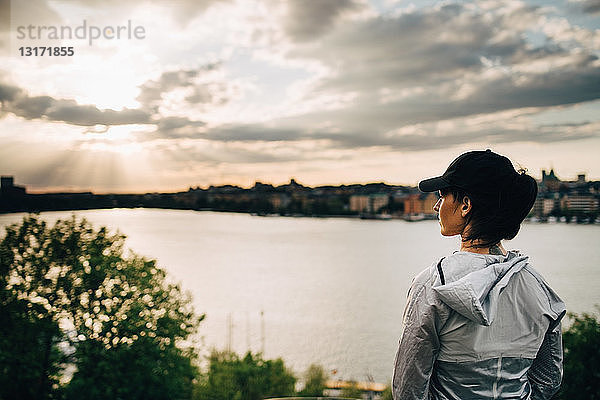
[418,149,518,199]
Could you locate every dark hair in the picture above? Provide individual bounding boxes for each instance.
[440,170,538,248]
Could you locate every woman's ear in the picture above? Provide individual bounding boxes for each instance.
[461,196,472,218]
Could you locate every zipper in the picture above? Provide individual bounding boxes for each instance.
[493,355,503,399]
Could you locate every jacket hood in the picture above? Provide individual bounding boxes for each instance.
[432,251,530,326]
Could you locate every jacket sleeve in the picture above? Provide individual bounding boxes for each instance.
[392,268,449,400]
[528,319,564,400]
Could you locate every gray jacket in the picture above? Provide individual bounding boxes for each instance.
[392,251,566,400]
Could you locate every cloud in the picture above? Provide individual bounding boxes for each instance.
[0,0,10,34]
[17,0,230,26]
[570,0,600,14]
[282,0,367,42]
[7,0,64,29]
[156,140,289,165]
[206,123,303,142]
[137,65,217,107]
[45,101,150,126]
[142,107,600,155]
[136,63,238,113]
[0,81,151,126]
[2,0,599,157]
[152,116,206,138]
[290,2,557,90]
[156,116,205,132]
[0,81,21,102]
[291,4,497,87]
[0,61,235,128]
[273,2,600,134]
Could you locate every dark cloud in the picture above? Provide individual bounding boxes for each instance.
[0,81,151,126]
[142,113,599,156]
[330,122,599,151]
[157,116,205,132]
[290,3,548,90]
[275,2,600,138]
[0,0,10,34]
[0,82,21,102]
[283,0,366,42]
[11,95,54,119]
[573,0,600,14]
[463,59,600,110]
[151,116,206,138]
[139,121,302,142]
[206,124,303,142]
[45,101,150,126]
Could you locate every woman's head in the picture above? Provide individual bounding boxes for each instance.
[420,150,538,247]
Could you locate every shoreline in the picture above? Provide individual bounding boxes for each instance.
[1,206,599,225]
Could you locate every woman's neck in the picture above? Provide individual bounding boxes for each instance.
[460,241,507,256]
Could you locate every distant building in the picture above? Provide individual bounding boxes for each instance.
[349,194,389,213]
[403,193,437,216]
[0,176,26,197]
[403,194,422,215]
[541,169,561,192]
[278,178,308,193]
[269,193,291,210]
[350,195,368,213]
[561,194,599,215]
[533,194,560,217]
[370,194,389,213]
[542,197,558,215]
[420,193,438,216]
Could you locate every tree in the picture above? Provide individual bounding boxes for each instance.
[298,364,328,397]
[194,350,296,400]
[0,215,204,400]
[555,310,600,400]
[0,296,67,400]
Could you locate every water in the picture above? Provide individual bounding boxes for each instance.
[1,209,598,383]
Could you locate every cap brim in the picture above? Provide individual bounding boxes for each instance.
[418,176,451,192]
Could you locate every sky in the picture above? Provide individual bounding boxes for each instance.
[0,0,599,193]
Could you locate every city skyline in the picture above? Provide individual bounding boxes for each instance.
[1,0,599,192]
[2,165,593,195]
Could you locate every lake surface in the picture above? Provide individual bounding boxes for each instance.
[1,209,599,383]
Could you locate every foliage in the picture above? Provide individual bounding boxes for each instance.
[381,385,393,400]
[0,215,204,400]
[340,380,363,399]
[555,310,600,400]
[298,364,328,397]
[0,299,67,400]
[193,350,296,400]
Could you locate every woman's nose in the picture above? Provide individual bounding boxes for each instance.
[433,198,441,212]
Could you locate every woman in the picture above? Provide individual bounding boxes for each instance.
[392,150,565,400]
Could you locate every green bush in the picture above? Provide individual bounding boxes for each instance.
[381,385,393,400]
[298,364,328,397]
[340,380,363,399]
[555,310,600,400]
[193,350,296,400]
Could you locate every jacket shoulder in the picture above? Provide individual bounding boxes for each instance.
[412,258,445,290]
[520,265,566,322]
